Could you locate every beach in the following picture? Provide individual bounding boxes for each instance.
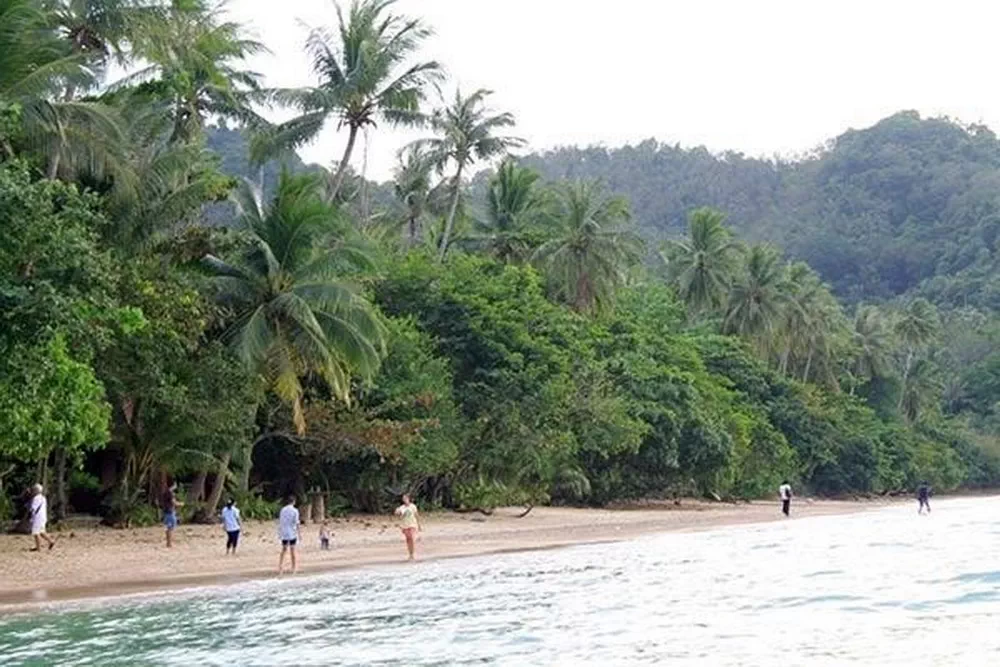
[0,499,882,609]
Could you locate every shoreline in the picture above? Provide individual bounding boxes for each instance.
[0,499,892,613]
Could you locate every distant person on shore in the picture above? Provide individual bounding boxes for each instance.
[394,494,421,561]
[779,480,793,517]
[319,520,331,551]
[917,482,932,515]
[277,495,300,574]
[28,484,56,552]
[221,498,242,554]
[162,482,183,548]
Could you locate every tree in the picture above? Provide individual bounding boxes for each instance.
[469,159,547,263]
[661,207,741,316]
[533,181,643,314]
[851,305,892,392]
[895,297,940,411]
[411,89,523,261]
[203,172,386,433]
[722,244,789,355]
[392,144,435,247]
[259,0,441,202]
[127,0,267,145]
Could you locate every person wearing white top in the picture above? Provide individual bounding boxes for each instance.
[221,499,242,555]
[28,484,56,551]
[779,481,793,517]
[277,496,301,574]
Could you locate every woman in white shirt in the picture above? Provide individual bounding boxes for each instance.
[29,484,56,551]
[394,494,421,561]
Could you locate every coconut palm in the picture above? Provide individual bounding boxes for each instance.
[661,207,742,316]
[533,181,643,314]
[850,305,892,392]
[392,144,435,247]
[900,358,942,423]
[723,244,789,354]
[203,172,386,433]
[411,89,524,261]
[124,0,267,145]
[894,297,940,411]
[469,160,548,263]
[258,0,441,202]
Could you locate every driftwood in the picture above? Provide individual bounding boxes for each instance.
[454,507,494,516]
[516,504,534,518]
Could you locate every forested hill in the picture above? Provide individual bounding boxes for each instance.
[522,111,1000,307]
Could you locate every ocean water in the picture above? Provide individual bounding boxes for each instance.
[1,497,998,666]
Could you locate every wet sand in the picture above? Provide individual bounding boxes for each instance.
[0,499,885,611]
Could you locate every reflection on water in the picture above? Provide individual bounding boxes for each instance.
[1,498,999,666]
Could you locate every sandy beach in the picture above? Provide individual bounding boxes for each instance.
[0,499,885,610]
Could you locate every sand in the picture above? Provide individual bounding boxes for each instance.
[0,499,885,610]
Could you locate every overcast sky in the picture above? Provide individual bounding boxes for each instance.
[228,0,1000,180]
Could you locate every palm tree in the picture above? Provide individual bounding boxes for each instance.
[203,172,386,434]
[125,0,267,145]
[850,305,892,393]
[894,297,940,412]
[393,144,434,247]
[469,160,548,263]
[411,89,524,261]
[661,207,742,316]
[533,181,643,314]
[723,244,789,355]
[900,358,942,423]
[259,0,441,202]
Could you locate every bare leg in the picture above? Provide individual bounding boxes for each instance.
[32,535,42,551]
[290,546,297,574]
[405,532,415,560]
[41,532,55,549]
[278,545,287,574]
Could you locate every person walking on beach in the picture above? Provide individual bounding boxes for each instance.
[394,494,421,561]
[28,484,56,551]
[917,482,932,515]
[162,482,183,548]
[779,480,793,517]
[277,495,300,575]
[221,498,242,554]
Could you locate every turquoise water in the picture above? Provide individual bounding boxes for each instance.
[1,497,999,666]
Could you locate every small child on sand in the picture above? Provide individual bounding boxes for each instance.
[319,521,332,550]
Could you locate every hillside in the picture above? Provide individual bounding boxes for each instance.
[523,111,1000,307]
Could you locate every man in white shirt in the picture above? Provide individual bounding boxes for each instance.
[221,498,242,555]
[779,481,793,517]
[277,495,301,574]
[28,484,56,551]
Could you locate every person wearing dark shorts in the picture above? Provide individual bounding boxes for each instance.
[162,482,183,548]
[779,481,792,517]
[221,498,242,554]
[917,482,931,515]
[277,495,300,574]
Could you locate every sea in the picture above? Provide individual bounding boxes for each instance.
[0,497,998,666]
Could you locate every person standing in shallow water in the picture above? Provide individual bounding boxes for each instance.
[917,482,932,515]
[779,480,792,517]
[394,494,421,561]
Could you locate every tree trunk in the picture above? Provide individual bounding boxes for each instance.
[188,470,208,504]
[408,213,419,247]
[438,162,466,262]
[802,349,814,383]
[46,153,61,180]
[328,124,359,203]
[205,451,231,514]
[898,348,914,411]
[54,448,68,522]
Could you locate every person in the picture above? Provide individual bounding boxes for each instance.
[319,521,331,551]
[221,498,242,554]
[28,484,56,552]
[917,482,932,515]
[779,480,792,517]
[277,495,300,574]
[162,482,183,548]
[394,494,421,561]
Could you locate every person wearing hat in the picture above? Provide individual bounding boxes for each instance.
[221,498,242,554]
[28,484,56,551]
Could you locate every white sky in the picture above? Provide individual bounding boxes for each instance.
[228,0,1000,181]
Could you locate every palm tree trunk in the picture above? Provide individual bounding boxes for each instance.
[47,154,61,180]
[187,470,207,503]
[802,349,814,383]
[205,451,232,514]
[408,213,419,247]
[54,447,68,522]
[898,348,914,411]
[438,162,466,262]
[328,124,359,203]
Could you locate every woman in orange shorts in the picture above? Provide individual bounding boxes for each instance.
[394,494,421,560]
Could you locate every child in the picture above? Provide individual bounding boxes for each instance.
[319,521,332,550]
